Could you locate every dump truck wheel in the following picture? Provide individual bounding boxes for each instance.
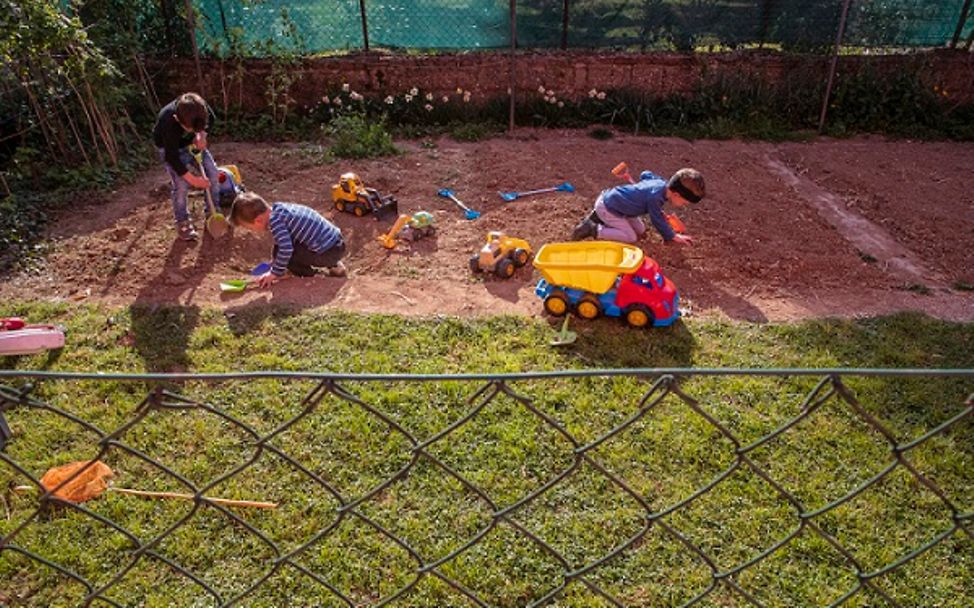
[575,295,602,320]
[496,259,515,278]
[544,292,569,317]
[623,304,654,328]
[513,248,529,267]
[469,255,482,273]
[335,200,346,212]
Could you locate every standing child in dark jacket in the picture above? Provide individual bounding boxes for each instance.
[572,168,706,245]
[230,192,347,288]
[152,92,222,241]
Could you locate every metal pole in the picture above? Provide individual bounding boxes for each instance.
[951,0,973,48]
[509,0,517,134]
[359,0,370,51]
[183,0,205,94]
[757,0,775,49]
[818,0,854,134]
[561,0,569,50]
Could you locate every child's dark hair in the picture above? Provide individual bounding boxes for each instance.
[667,168,706,204]
[175,92,208,132]
[229,192,270,225]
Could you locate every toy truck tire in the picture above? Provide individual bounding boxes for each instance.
[513,248,530,267]
[623,304,654,328]
[335,200,346,212]
[496,258,515,278]
[543,291,569,316]
[469,255,482,273]
[353,205,366,217]
[575,295,602,320]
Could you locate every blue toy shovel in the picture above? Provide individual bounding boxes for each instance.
[498,181,574,202]
[437,189,480,220]
[251,262,271,276]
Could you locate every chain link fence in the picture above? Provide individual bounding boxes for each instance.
[1,369,971,606]
[187,0,974,55]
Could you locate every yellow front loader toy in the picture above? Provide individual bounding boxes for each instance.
[469,231,532,278]
[331,172,399,221]
[377,211,436,249]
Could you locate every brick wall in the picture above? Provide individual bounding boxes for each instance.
[149,50,974,112]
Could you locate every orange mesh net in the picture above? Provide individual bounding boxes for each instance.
[39,460,114,503]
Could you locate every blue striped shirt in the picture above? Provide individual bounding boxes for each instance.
[269,202,342,276]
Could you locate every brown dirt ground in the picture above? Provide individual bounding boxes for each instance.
[2,130,972,323]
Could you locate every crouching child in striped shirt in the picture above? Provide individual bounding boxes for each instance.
[230,192,347,288]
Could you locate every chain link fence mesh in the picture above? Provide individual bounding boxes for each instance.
[189,0,974,54]
[1,370,971,606]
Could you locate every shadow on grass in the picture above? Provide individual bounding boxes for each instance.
[543,316,698,368]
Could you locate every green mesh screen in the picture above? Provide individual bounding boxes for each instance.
[194,0,972,54]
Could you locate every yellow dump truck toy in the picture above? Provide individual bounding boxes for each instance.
[533,241,680,328]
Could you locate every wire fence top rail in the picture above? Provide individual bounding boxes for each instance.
[1,368,973,382]
[1,370,972,607]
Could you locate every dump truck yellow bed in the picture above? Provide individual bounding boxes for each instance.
[533,241,644,294]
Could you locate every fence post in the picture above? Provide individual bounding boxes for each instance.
[509,0,517,134]
[757,0,775,49]
[951,0,973,48]
[359,0,370,51]
[182,0,205,94]
[561,0,569,50]
[818,0,853,134]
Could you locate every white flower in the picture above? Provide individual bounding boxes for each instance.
[349,91,363,101]
[537,85,545,93]
[424,103,433,111]
[463,93,471,103]
[425,92,433,101]
[548,96,557,104]
[341,83,350,92]
[546,89,554,97]
[588,89,597,98]
[409,87,419,96]
[384,95,394,104]
[442,96,449,103]
[456,87,464,94]
[334,97,342,106]
[597,91,606,100]
[557,101,564,108]
[543,96,550,103]
[321,95,330,104]
[405,94,413,102]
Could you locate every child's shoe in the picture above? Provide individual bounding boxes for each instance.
[571,218,598,241]
[325,261,347,278]
[177,220,199,241]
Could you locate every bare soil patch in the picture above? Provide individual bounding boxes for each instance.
[2,131,972,322]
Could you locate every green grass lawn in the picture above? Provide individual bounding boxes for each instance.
[1,301,972,607]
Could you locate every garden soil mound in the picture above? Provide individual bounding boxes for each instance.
[2,131,972,323]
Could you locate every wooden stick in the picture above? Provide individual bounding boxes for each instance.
[111,487,278,509]
[14,485,277,509]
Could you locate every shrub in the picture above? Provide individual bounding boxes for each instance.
[326,113,397,159]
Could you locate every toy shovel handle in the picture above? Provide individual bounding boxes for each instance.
[437,189,455,198]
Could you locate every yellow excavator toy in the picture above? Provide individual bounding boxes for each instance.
[377,211,436,249]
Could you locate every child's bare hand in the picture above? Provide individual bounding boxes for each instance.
[184,173,209,189]
[255,272,277,289]
[671,234,694,246]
